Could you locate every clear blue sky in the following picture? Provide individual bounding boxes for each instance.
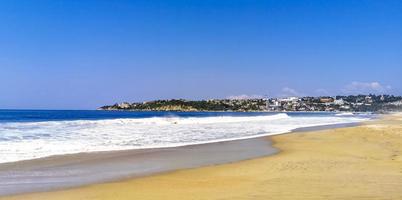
[0,0,401,109]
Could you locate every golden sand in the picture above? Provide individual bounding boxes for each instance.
[2,114,402,200]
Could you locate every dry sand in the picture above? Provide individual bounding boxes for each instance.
[2,114,402,200]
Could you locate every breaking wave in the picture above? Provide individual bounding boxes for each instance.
[0,113,367,163]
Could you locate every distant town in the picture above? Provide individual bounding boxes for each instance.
[99,94,402,113]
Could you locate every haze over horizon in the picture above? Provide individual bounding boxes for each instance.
[0,0,401,109]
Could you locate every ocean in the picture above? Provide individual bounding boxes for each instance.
[0,110,372,164]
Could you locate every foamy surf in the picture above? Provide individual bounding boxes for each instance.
[335,112,354,116]
[0,113,369,164]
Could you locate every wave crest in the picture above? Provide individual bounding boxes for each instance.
[0,113,367,164]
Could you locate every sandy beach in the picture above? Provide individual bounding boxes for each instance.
[2,113,402,200]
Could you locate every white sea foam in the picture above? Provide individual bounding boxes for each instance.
[335,112,354,116]
[0,113,368,164]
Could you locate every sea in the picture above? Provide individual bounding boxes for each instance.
[0,110,373,164]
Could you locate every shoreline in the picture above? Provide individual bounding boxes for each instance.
[0,137,277,196]
[2,113,401,199]
[0,120,364,166]
[0,111,371,165]
[0,121,363,196]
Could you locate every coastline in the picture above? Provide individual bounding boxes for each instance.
[2,113,401,199]
[0,137,277,196]
[0,111,368,164]
[0,121,363,196]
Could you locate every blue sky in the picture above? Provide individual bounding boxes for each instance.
[0,0,401,109]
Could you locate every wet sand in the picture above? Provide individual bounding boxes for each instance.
[0,137,277,196]
[2,114,401,200]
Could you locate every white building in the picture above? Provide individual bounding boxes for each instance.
[334,99,344,105]
[279,97,299,103]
